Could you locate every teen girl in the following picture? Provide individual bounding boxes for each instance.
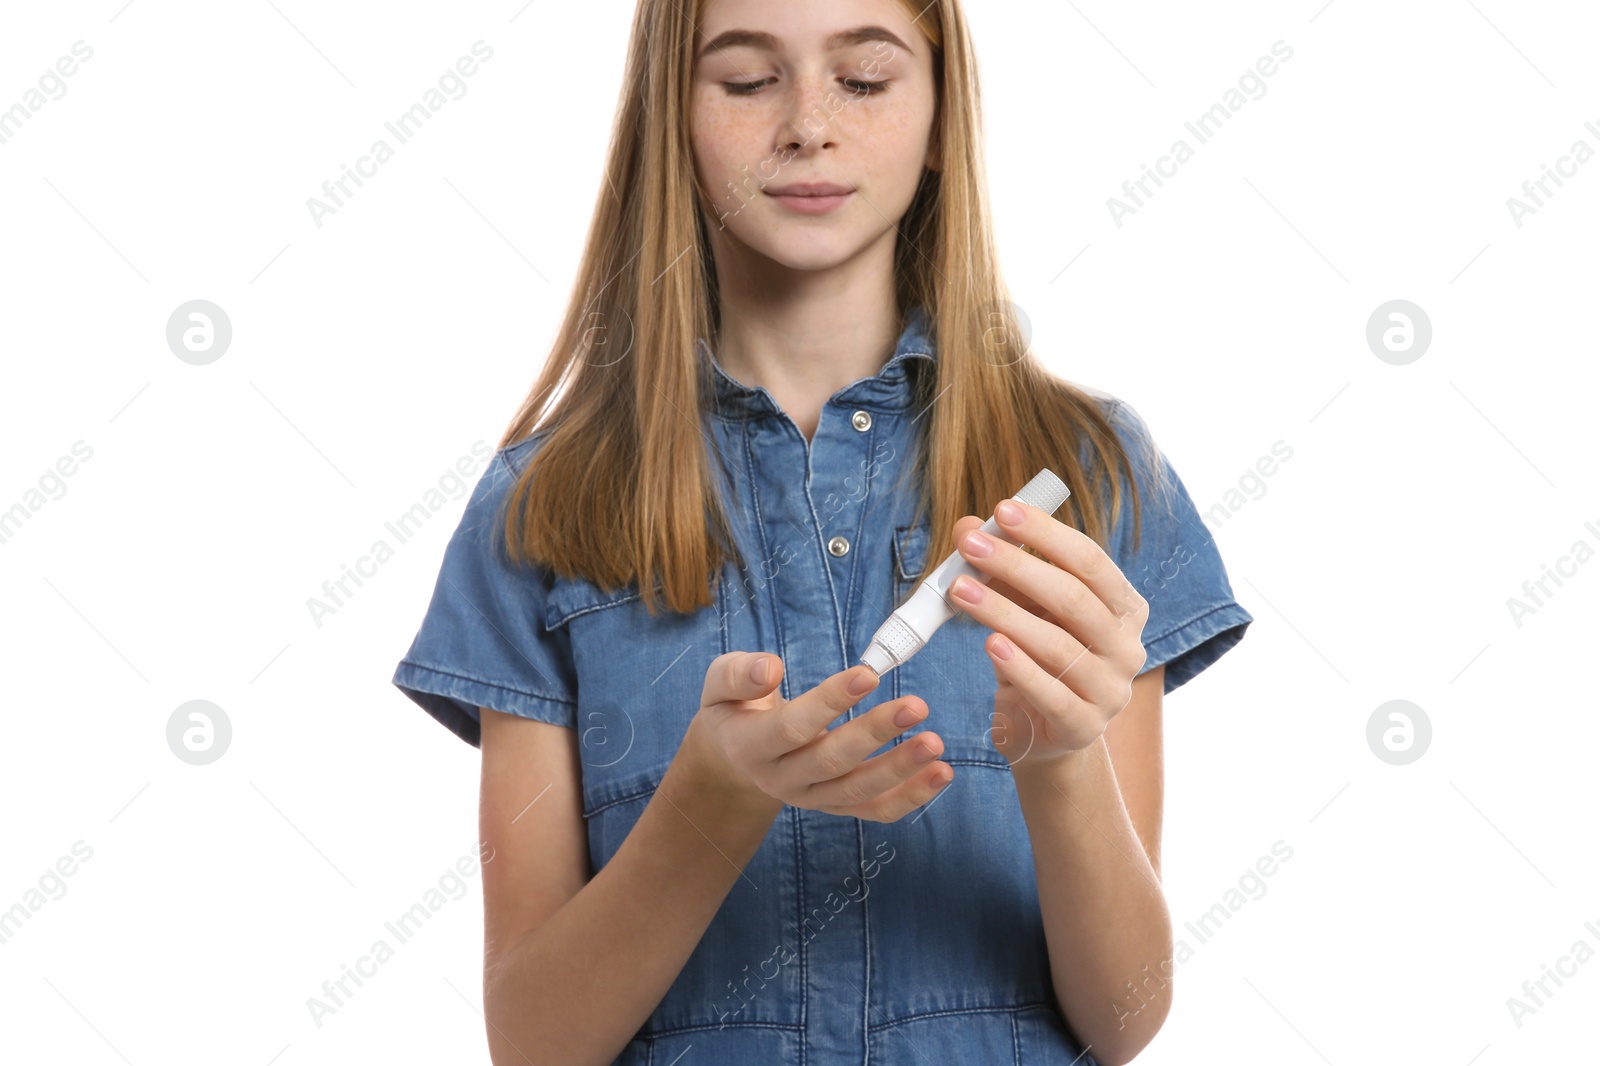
[394,2,1252,1062]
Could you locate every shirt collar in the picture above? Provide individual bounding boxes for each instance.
[699,305,936,418]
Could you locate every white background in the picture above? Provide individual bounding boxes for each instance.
[1,1,1596,1063]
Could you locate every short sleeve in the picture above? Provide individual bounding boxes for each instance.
[391,439,578,747]
[1102,398,1253,695]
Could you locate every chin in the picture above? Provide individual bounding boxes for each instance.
[736,231,865,273]
[763,248,858,273]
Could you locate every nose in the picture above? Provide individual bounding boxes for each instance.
[776,73,839,155]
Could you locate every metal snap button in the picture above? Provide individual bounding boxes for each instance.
[828,535,851,557]
[851,410,872,432]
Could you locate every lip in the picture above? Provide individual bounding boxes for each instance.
[764,182,855,215]
[765,181,854,197]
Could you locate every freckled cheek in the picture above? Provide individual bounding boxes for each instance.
[851,104,932,187]
[691,107,776,181]
[880,95,934,140]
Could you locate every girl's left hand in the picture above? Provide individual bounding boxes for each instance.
[946,498,1150,768]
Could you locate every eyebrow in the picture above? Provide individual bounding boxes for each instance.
[697,25,914,61]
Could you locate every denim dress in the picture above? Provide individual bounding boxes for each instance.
[392,306,1253,1064]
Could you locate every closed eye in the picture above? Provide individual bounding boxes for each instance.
[722,78,891,97]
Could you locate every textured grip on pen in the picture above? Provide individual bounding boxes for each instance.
[1014,468,1071,516]
[864,611,928,669]
[872,614,924,666]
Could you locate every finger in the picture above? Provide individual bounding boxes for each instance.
[844,758,955,823]
[949,565,1091,675]
[802,724,947,812]
[982,635,1108,750]
[951,514,985,553]
[772,693,928,794]
[957,522,1121,649]
[705,651,784,710]
[759,664,880,763]
[949,570,1130,707]
[993,499,1148,623]
[950,514,1041,616]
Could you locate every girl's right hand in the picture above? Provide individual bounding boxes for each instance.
[682,651,951,823]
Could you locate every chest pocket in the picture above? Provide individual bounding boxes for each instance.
[892,521,931,602]
[542,572,726,825]
[888,520,1011,772]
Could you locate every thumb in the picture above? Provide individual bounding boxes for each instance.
[706,651,784,709]
[746,652,782,694]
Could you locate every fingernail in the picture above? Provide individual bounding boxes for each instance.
[996,500,1023,525]
[848,670,878,696]
[962,531,994,557]
[953,575,985,604]
[913,742,938,763]
[751,656,770,684]
[893,703,924,728]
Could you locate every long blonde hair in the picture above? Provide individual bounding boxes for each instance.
[499,0,1158,616]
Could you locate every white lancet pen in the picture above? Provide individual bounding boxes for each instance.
[859,468,1072,677]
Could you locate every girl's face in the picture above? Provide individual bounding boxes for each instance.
[690,0,939,275]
